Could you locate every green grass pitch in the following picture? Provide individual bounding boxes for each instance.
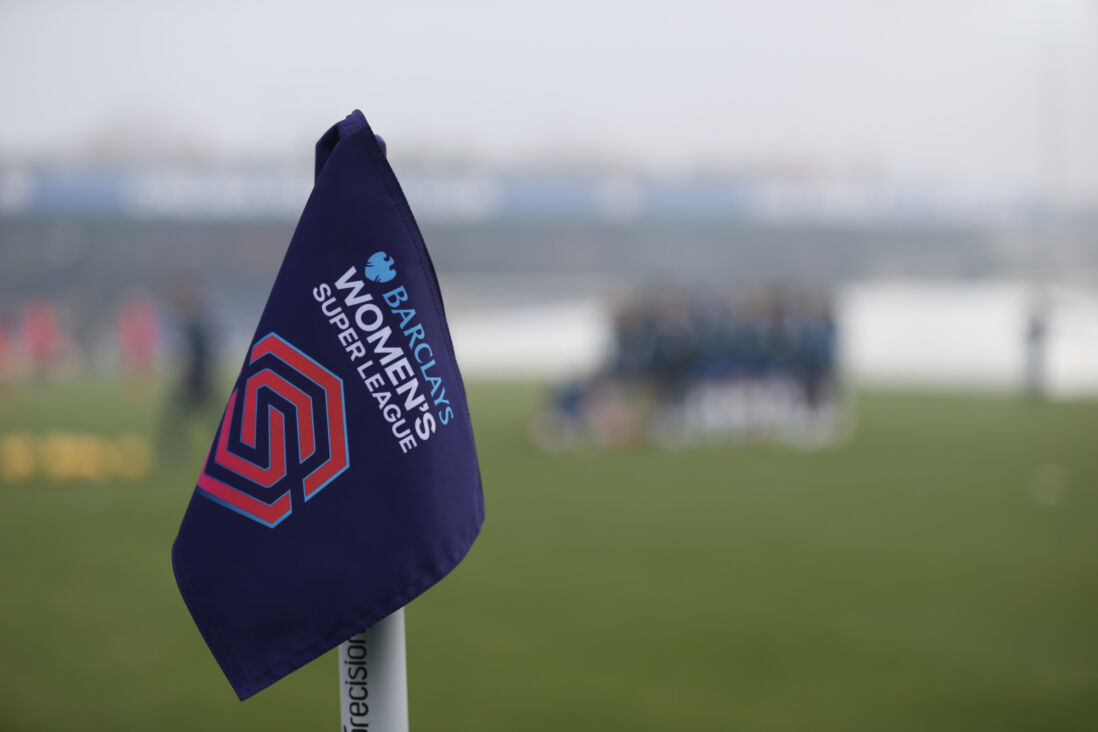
[1,380,1096,731]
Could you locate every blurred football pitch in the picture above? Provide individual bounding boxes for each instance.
[1,380,1096,732]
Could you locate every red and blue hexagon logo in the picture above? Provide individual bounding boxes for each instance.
[195,333,349,527]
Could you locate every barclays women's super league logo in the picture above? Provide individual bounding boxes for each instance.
[364,252,396,284]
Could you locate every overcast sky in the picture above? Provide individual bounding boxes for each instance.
[1,0,1096,201]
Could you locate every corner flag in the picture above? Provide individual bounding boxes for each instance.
[171,110,484,700]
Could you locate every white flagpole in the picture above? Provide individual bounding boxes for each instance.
[339,608,409,732]
[337,133,408,732]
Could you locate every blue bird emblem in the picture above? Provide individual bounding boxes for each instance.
[364,251,396,284]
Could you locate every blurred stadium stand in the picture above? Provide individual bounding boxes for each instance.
[1,165,1096,398]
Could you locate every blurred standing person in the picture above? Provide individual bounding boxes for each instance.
[160,280,217,462]
[0,317,7,386]
[20,299,60,378]
[762,288,794,378]
[651,290,696,404]
[117,290,161,397]
[608,293,652,384]
[1024,292,1050,400]
[797,294,837,411]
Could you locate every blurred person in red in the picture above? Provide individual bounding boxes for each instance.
[0,318,8,384]
[20,300,60,377]
[117,291,161,394]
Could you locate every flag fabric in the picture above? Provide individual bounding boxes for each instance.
[171,110,484,700]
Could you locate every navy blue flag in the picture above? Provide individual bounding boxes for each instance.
[172,110,484,700]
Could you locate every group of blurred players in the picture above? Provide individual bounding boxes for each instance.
[0,295,162,383]
[3,284,843,456]
[533,288,844,450]
[0,284,217,462]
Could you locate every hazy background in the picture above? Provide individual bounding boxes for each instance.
[1,1,1097,730]
[3,0,1098,203]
